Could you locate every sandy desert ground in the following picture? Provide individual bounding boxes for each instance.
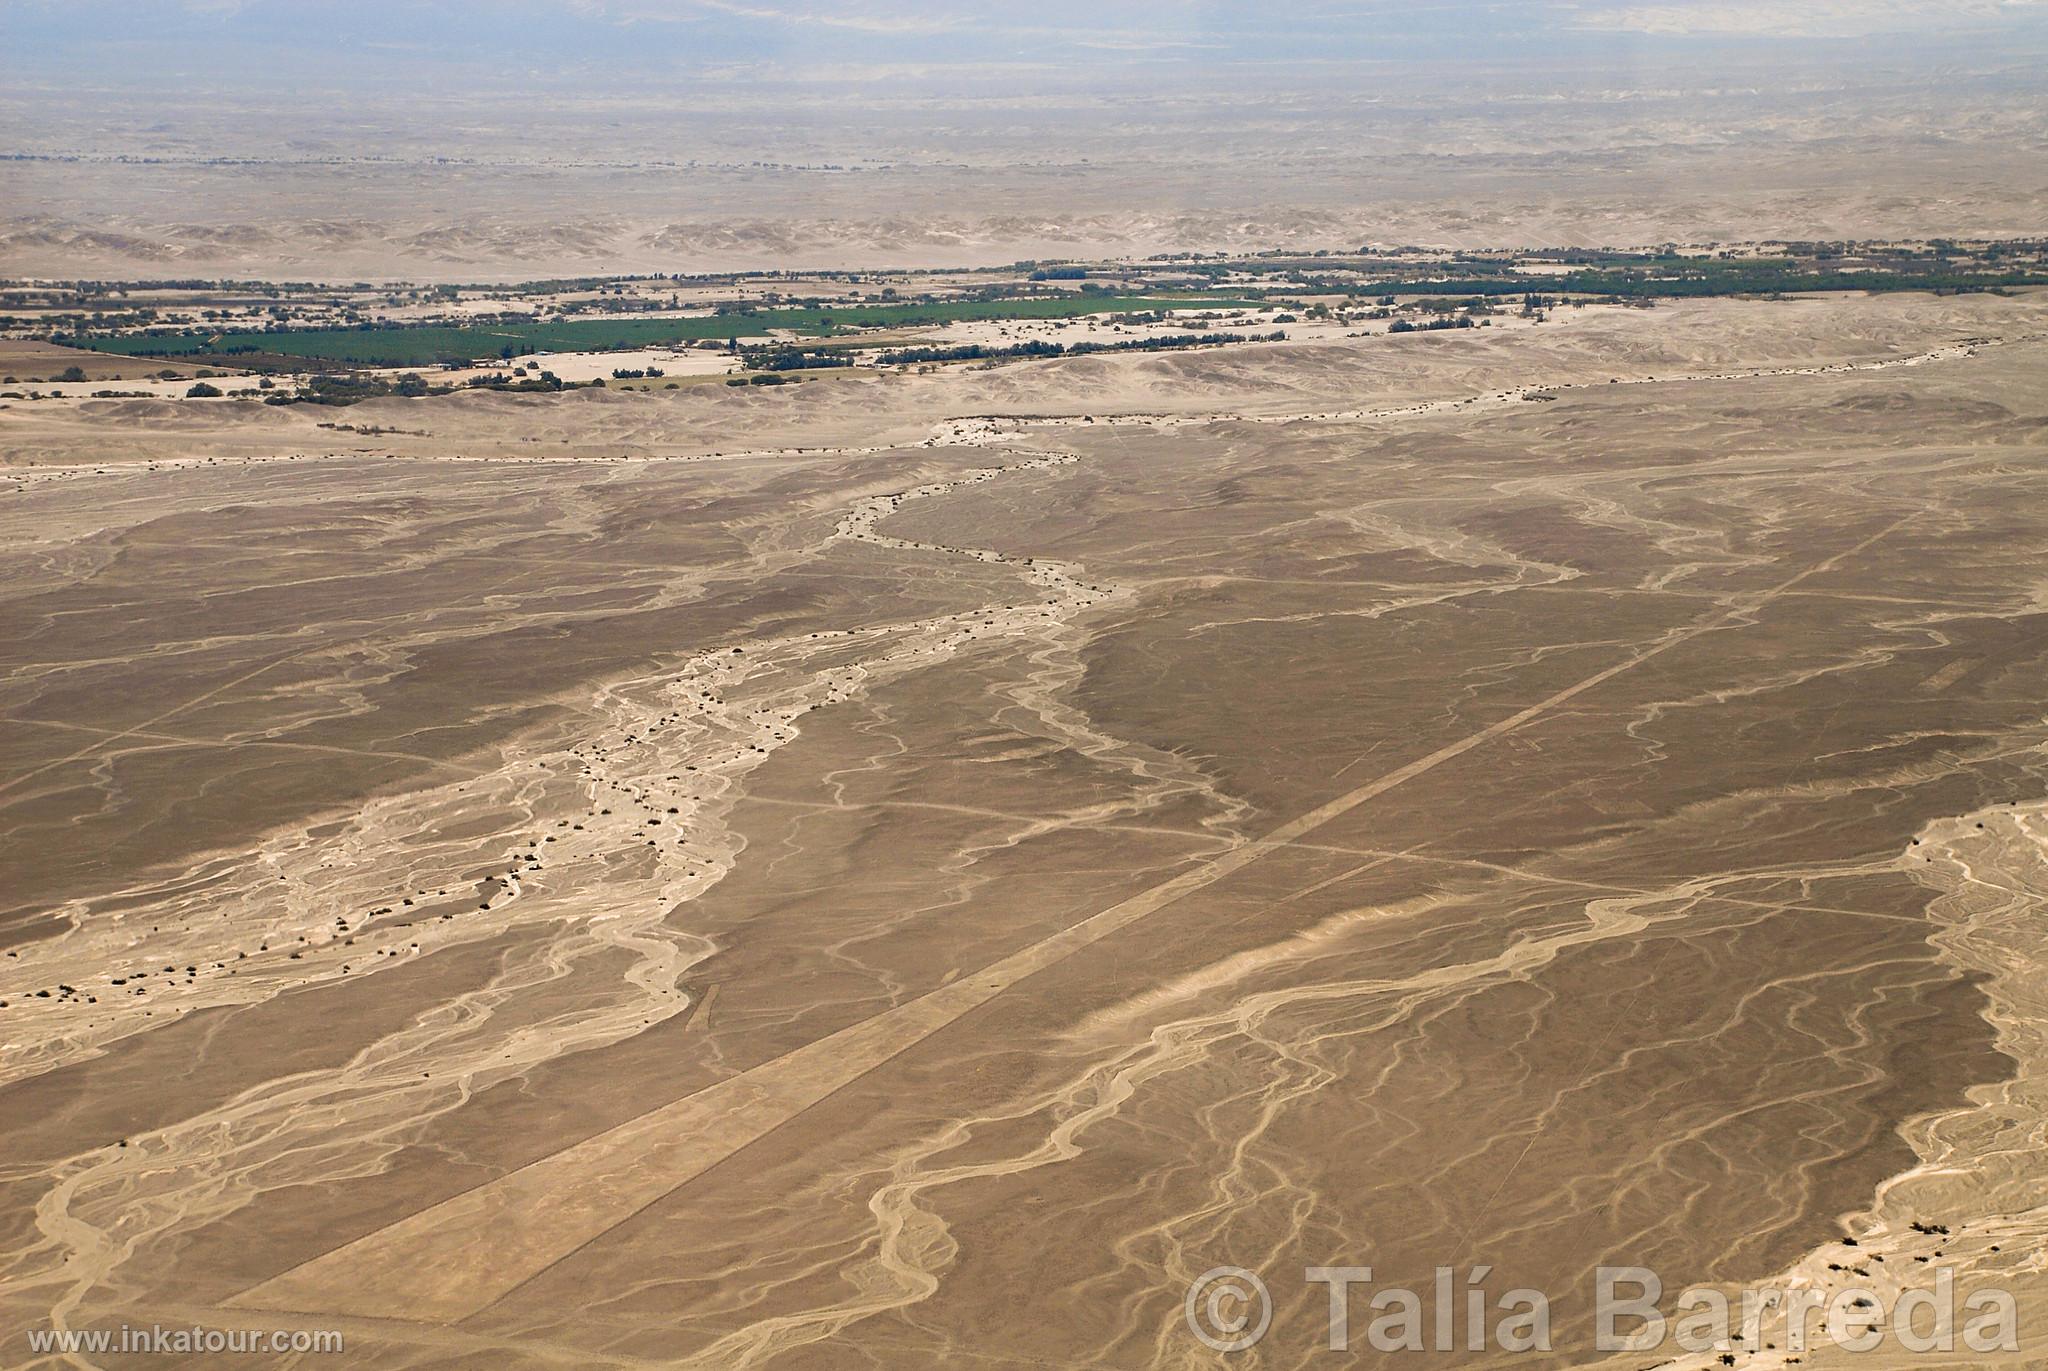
[4,292,2048,1368]
[8,146,2045,284]
[5,60,2044,283]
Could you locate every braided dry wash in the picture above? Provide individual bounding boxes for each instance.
[1636,798,2048,1371]
[0,440,1192,1332]
[3,293,2047,1368]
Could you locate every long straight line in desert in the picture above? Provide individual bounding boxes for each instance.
[228,514,1910,1324]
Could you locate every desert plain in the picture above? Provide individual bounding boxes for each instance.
[1,287,2047,1368]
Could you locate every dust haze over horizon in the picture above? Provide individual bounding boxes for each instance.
[5,0,2048,278]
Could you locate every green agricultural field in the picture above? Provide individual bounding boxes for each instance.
[74,295,1262,368]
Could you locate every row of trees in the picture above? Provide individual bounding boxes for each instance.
[875,331,1285,366]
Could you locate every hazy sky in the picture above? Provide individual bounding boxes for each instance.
[6,0,2047,97]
